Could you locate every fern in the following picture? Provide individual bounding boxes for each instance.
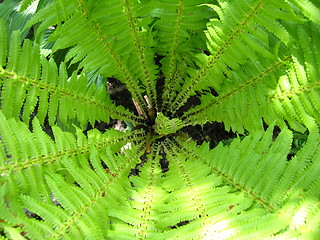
[1,0,320,239]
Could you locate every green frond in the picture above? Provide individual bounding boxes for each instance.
[0,23,143,127]
[19,0,35,12]
[290,0,320,25]
[0,113,146,238]
[0,19,6,66]
[90,0,158,110]
[33,141,145,239]
[153,112,184,136]
[28,0,159,113]
[97,0,159,109]
[0,0,37,39]
[21,194,69,229]
[181,56,289,133]
[150,0,213,110]
[157,137,287,239]
[24,1,61,35]
[169,0,305,115]
[0,110,145,193]
[1,0,320,239]
[182,21,320,133]
[166,125,320,238]
[107,144,166,239]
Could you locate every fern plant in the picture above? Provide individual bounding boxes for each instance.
[1,0,320,239]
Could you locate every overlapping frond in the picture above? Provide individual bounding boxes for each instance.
[28,0,159,113]
[0,110,145,188]
[0,20,143,127]
[149,0,213,111]
[1,0,320,239]
[89,0,159,110]
[169,0,305,115]
[0,110,146,239]
[163,125,320,238]
[181,20,320,133]
[19,142,145,239]
[107,144,166,239]
[0,0,37,38]
[181,57,286,133]
[290,0,320,25]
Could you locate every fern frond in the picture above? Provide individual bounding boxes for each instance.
[0,113,146,238]
[1,1,320,239]
[0,23,144,127]
[24,141,145,239]
[107,144,167,239]
[0,0,37,39]
[0,110,145,194]
[28,0,159,113]
[290,0,320,25]
[268,23,320,131]
[182,20,320,133]
[181,56,290,133]
[161,124,320,238]
[97,0,159,109]
[23,1,61,35]
[169,0,304,115]
[0,19,6,66]
[157,136,289,239]
[150,0,213,111]
[19,0,35,12]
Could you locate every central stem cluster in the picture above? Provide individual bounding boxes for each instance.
[153,112,184,136]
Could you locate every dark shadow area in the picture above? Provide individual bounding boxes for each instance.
[183,122,237,149]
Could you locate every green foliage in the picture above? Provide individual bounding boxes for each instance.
[153,113,184,136]
[0,0,320,239]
